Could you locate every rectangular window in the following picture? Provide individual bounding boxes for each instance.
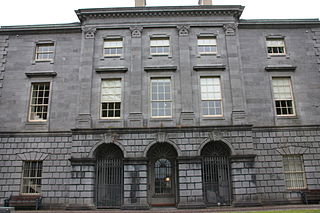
[35,43,54,61]
[272,77,295,116]
[151,78,172,117]
[21,161,43,194]
[29,83,50,121]
[200,77,223,116]
[283,155,306,190]
[266,38,286,55]
[198,37,217,55]
[150,38,170,55]
[101,79,121,118]
[103,39,123,56]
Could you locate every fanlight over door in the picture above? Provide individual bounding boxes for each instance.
[147,143,177,206]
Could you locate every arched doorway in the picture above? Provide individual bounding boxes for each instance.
[95,143,123,208]
[147,143,178,207]
[201,141,231,206]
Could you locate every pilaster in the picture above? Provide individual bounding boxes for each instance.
[223,23,247,125]
[76,26,96,128]
[177,25,196,126]
[128,27,144,127]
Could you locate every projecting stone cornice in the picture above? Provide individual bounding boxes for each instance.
[75,5,244,22]
[144,65,177,72]
[95,66,128,73]
[193,64,226,71]
[25,71,57,77]
[265,65,297,72]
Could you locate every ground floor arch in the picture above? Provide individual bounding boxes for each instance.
[146,142,178,207]
[201,141,231,206]
[95,143,124,208]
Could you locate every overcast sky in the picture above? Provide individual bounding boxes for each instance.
[1,0,319,26]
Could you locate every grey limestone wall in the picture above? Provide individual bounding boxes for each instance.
[0,134,72,209]
[239,27,320,126]
[253,127,320,204]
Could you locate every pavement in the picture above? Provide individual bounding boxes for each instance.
[14,204,320,213]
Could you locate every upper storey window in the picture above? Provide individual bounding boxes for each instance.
[150,38,170,56]
[151,78,172,118]
[266,38,286,56]
[103,39,123,57]
[272,77,295,116]
[198,37,217,55]
[200,77,223,116]
[35,43,54,61]
[29,82,50,121]
[101,79,122,119]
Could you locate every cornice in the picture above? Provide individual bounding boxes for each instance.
[239,19,320,28]
[0,23,81,34]
[75,5,244,22]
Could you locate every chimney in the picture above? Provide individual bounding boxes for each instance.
[135,0,146,7]
[198,0,212,5]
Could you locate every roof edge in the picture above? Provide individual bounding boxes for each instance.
[0,22,81,32]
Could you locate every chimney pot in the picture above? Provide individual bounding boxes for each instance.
[198,0,212,5]
[135,0,146,7]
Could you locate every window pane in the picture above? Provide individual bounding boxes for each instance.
[22,161,42,194]
[101,79,122,118]
[283,155,306,190]
[272,78,294,115]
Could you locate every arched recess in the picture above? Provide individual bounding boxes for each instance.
[88,140,127,159]
[143,140,182,158]
[198,137,235,157]
[201,141,232,206]
[94,143,124,209]
[146,142,178,207]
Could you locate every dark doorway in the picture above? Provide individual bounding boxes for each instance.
[95,144,123,208]
[201,141,231,206]
[147,143,177,207]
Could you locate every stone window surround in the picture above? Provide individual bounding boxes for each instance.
[101,35,125,60]
[199,75,224,118]
[265,35,290,59]
[196,33,220,57]
[100,78,123,120]
[149,74,174,119]
[270,76,297,117]
[27,80,52,123]
[148,34,172,59]
[32,40,55,64]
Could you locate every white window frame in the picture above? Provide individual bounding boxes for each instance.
[100,79,122,119]
[28,82,50,122]
[21,161,43,195]
[197,36,217,55]
[150,78,172,118]
[103,38,123,57]
[150,37,170,56]
[35,42,54,61]
[200,76,223,117]
[266,38,286,56]
[283,155,307,190]
[272,77,295,116]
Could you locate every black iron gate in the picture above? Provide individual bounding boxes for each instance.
[201,142,231,206]
[95,144,123,208]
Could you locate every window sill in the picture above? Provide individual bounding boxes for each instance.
[100,55,124,60]
[26,121,47,124]
[201,116,225,120]
[98,119,122,123]
[276,115,298,119]
[267,54,290,59]
[32,60,54,64]
[150,117,173,121]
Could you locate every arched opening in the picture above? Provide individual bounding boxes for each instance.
[147,143,178,207]
[95,143,123,208]
[201,141,231,206]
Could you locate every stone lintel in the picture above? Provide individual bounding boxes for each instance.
[193,64,226,71]
[25,71,57,77]
[265,65,296,71]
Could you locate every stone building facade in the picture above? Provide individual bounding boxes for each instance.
[0,0,320,210]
